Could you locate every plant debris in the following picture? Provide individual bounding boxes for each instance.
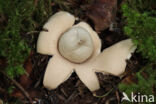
[86,0,117,32]
[0,0,155,104]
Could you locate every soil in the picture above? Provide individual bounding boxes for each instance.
[0,0,147,104]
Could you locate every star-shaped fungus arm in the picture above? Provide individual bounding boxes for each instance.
[75,67,100,92]
[43,56,74,90]
[37,11,75,55]
[93,39,136,76]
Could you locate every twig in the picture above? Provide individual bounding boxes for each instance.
[26,28,48,35]
[115,91,120,104]
[0,70,33,103]
[26,31,40,35]
[65,91,78,104]
[93,88,113,98]
[34,73,43,88]
[61,88,68,97]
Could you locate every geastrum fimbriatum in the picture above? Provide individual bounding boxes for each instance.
[37,11,136,92]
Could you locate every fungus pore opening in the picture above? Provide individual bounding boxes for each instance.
[58,27,94,63]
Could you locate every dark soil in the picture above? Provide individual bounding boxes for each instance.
[0,0,147,104]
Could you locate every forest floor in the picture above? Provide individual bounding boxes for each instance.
[0,0,155,104]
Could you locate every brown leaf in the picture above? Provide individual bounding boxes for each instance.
[0,14,6,23]
[122,74,138,84]
[0,58,7,69]
[11,89,25,99]
[86,0,117,32]
[20,51,33,89]
[11,52,34,99]
[11,89,41,99]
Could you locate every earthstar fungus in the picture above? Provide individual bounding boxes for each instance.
[37,11,136,92]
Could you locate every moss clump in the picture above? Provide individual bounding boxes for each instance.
[121,1,156,62]
[0,0,34,78]
[0,0,52,78]
[119,0,156,103]
[119,64,156,104]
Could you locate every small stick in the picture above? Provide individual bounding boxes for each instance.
[26,28,48,35]
[115,91,120,104]
[0,70,33,103]
[93,88,113,98]
[26,31,40,35]
[65,91,78,104]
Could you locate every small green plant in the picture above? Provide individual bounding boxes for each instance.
[0,0,53,103]
[121,2,156,62]
[119,64,156,104]
[119,0,156,104]
[119,64,156,97]
[0,0,52,78]
[0,0,34,78]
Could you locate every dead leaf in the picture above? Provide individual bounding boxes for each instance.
[121,68,138,85]
[122,74,138,84]
[11,89,25,99]
[0,58,7,69]
[11,89,41,99]
[20,51,33,89]
[11,51,34,99]
[86,0,117,32]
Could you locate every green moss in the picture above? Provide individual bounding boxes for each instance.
[121,1,156,62]
[0,0,53,78]
[0,0,33,78]
[119,65,156,104]
[119,0,156,103]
